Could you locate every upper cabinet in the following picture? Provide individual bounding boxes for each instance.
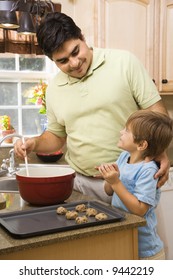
[96,0,155,82]
[60,0,98,46]
[159,0,173,94]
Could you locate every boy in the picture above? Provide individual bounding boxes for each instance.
[98,111,173,259]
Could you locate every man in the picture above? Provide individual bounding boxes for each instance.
[14,12,170,203]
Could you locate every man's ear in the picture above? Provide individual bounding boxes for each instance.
[137,140,148,151]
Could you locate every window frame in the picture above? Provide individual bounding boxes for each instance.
[0,54,57,141]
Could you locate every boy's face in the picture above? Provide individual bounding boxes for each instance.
[52,39,93,79]
[118,125,137,152]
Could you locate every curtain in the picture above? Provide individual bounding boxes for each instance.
[0,3,61,55]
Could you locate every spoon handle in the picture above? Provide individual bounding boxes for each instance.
[22,137,29,177]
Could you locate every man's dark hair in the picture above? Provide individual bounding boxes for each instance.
[36,12,84,59]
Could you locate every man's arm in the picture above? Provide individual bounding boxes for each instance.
[14,131,66,160]
[146,100,168,115]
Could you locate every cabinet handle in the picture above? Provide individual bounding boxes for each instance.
[162,79,168,84]
[152,79,155,84]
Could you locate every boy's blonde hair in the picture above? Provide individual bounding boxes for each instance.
[126,110,173,158]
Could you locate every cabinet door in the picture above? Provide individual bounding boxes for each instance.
[97,0,155,79]
[159,0,173,93]
[67,0,98,46]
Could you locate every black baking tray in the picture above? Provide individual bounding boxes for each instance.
[0,200,125,238]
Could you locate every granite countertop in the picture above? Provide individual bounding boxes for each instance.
[0,190,146,256]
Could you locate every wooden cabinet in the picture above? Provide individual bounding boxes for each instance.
[59,0,98,46]
[96,0,173,94]
[97,0,155,83]
[0,228,139,260]
[158,0,173,94]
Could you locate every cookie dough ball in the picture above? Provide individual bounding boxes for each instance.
[95,212,108,221]
[56,206,68,215]
[76,215,88,224]
[65,210,78,220]
[86,207,98,217]
[75,203,87,212]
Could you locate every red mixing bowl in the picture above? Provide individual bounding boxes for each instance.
[16,166,76,206]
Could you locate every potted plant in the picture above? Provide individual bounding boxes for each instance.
[0,115,15,143]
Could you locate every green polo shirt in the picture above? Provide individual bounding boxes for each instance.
[46,48,161,176]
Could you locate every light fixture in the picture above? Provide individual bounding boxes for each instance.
[0,10,19,29]
[17,11,35,35]
[0,1,61,35]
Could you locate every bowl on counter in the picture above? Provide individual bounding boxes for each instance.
[36,150,63,163]
[15,166,75,206]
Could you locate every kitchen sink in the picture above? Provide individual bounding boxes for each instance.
[0,177,18,193]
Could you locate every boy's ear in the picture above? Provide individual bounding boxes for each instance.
[137,140,148,151]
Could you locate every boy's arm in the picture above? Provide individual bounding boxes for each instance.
[104,181,114,196]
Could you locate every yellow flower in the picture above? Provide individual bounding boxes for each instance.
[0,115,11,130]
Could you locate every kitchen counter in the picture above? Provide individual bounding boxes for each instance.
[0,190,145,260]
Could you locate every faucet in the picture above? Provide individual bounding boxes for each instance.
[0,133,23,174]
[0,133,23,146]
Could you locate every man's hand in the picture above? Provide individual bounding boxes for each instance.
[154,152,170,188]
[14,137,35,160]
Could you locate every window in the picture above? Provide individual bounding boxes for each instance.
[0,53,57,138]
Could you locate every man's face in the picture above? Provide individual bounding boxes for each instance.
[52,39,93,78]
